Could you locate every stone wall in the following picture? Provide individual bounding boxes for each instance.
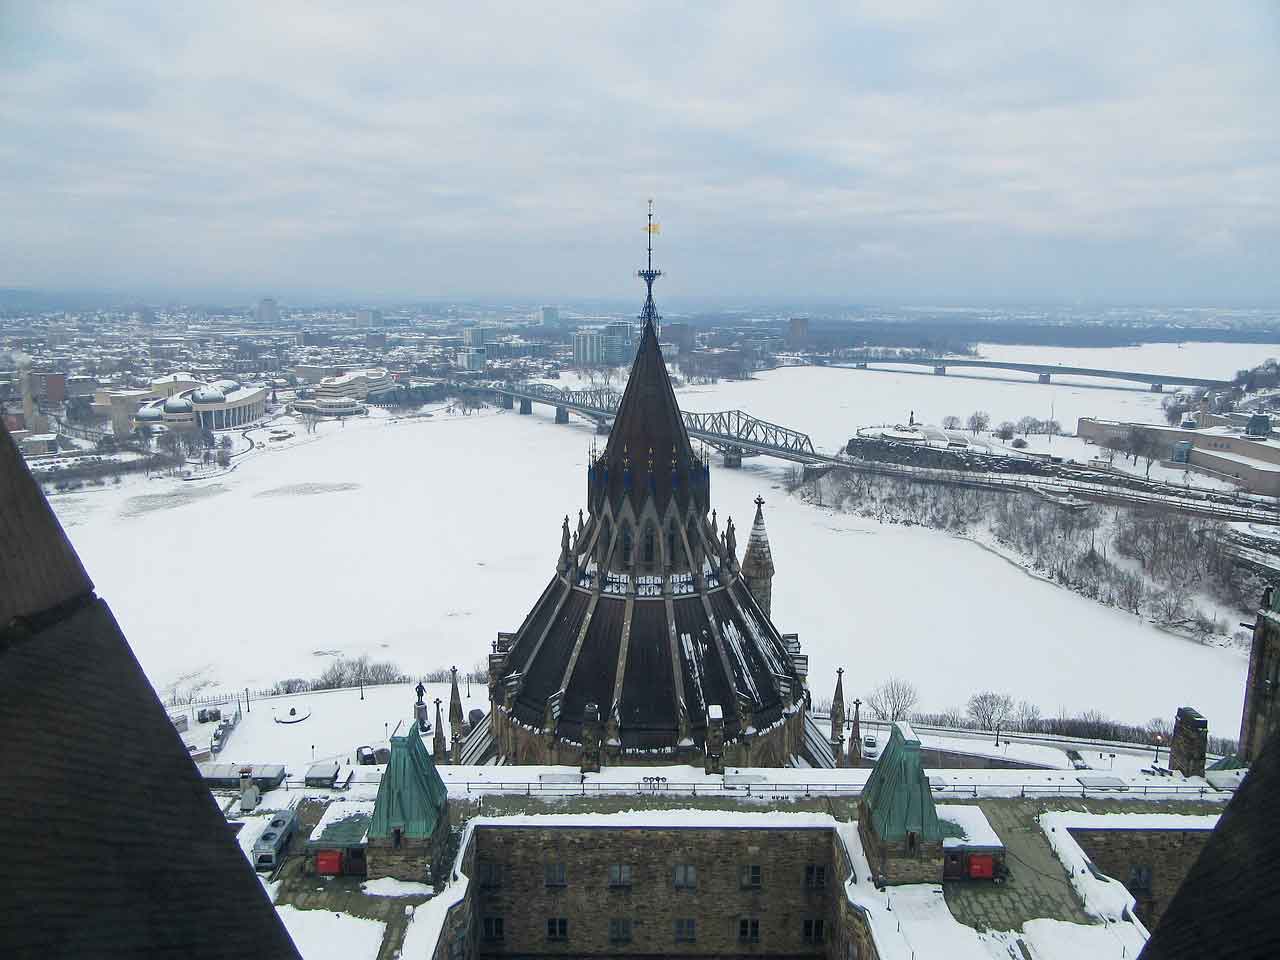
[367,813,452,885]
[827,831,881,960]
[472,825,835,957]
[430,835,477,960]
[1068,828,1213,929]
[856,815,943,886]
[1169,707,1207,778]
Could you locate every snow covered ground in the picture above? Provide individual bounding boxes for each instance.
[48,343,1270,732]
[275,905,386,960]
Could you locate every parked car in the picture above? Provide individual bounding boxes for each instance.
[862,735,879,761]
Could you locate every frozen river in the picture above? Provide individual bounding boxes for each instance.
[50,340,1280,733]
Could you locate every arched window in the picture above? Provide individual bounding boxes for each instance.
[667,523,677,564]
[643,525,655,564]
[622,526,633,565]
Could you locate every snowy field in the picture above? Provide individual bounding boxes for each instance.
[49,342,1280,733]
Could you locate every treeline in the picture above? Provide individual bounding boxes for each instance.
[266,656,489,697]
[824,677,1238,757]
[800,466,1260,641]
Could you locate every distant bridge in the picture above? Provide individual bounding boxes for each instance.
[491,382,818,463]
[484,380,1277,524]
[836,358,1232,391]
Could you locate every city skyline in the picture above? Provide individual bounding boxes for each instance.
[2,3,1278,304]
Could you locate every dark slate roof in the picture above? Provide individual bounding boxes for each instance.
[593,317,708,517]
[1139,727,1280,959]
[0,420,301,958]
[505,573,793,748]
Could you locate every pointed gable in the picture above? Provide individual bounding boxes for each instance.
[0,420,300,957]
[369,727,449,840]
[861,722,942,843]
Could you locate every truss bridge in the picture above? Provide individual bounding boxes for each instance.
[492,382,818,464]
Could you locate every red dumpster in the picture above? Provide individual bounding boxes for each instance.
[315,850,343,876]
[968,854,994,880]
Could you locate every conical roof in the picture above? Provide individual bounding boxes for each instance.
[0,420,300,957]
[594,317,702,516]
[448,666,464,727]
[862,722,941,842]
[369,727,449,840]
[741,496,775,578]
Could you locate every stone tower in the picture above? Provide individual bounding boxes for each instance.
[1240,585,1280,764]
[830,668,846,767]
[484,204,811,768]
[741,495,776,618]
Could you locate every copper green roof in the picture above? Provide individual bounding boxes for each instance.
[861,722,942,843]
[369,726,448,840]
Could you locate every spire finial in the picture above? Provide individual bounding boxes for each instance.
[638,200,662,335]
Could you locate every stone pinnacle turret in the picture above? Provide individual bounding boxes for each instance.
[741,495,776,617]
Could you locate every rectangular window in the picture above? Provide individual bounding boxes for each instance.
[479,861,504,888]
[609,863,633,887]
[544,862,566,888]
[673,863,697,889]
[482,917,504,942]
[674,917,696,943]
[803,917,825,943]
[740,864,762,889]
[738,917,760,943]
[546,917,568,941]
[805,864,827,889]
[609,918,632,944]
[1128,864,1153,895]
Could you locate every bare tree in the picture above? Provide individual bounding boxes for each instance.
[966,690,1014,730]
[1011,699,1042,732]
[966,410,991,435]
[942,415,961,430]
[995,421,1016,441]
[1016,415,1037,437]
[867,677,919,722]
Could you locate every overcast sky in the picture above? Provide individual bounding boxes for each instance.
[2,2,1277,305]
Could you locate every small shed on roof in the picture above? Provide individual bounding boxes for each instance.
[369,727,448,841]
[862,722,942,843]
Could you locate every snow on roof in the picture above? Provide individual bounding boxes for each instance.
[1039,810,1219,922]
[937,803,1003,850]
[308,800,375,846]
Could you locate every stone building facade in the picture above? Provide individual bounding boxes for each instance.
[1068,827,1214,928]
[430,822,879,960]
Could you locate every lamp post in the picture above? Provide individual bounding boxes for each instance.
[1153,734,1163,767]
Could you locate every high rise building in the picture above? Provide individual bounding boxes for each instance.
[463,326,488,348]
[573,330,606,367]
[254,297,279,326]
[602,320,635,365]
[355,308,382,328]
[540,306,560,326]
[788,316,810,347]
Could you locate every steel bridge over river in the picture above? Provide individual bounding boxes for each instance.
[487,381,1278,526]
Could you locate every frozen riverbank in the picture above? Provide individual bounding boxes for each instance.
[50,389,1248,732]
